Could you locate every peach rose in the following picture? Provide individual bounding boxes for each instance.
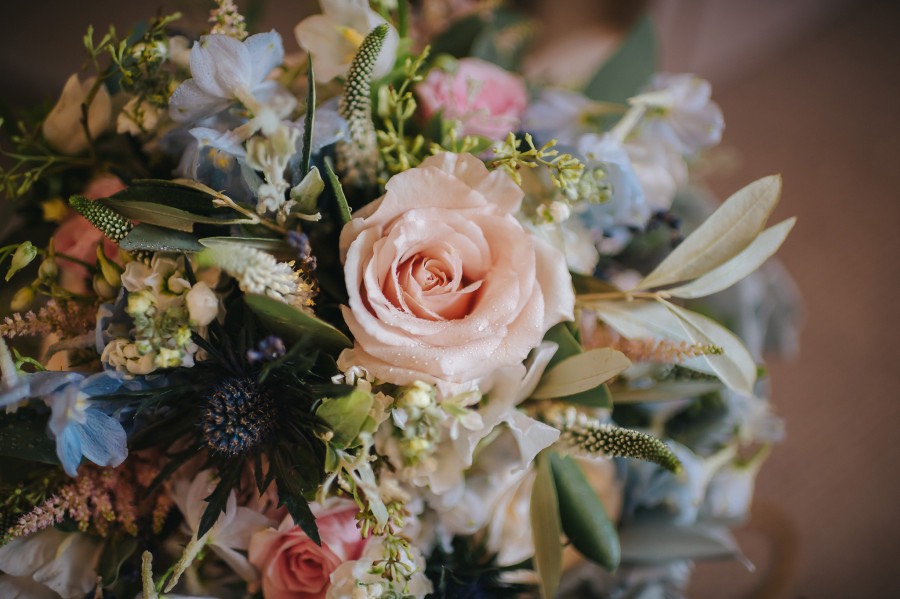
[53,175,125,294]
[416,58,527,140]
[337,152,574,390]
[248,500,367,599]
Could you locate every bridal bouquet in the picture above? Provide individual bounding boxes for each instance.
[0,1,799,597]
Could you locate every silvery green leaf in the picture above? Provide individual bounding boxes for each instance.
[290,166,325,215]
[531,453,563,598]
[244,294,351,353]
[620,517,742,564]
[610,380,724,403]
[532,348,631,400]
[100,199,255,232]
[119,224,204,253]
[592,300,691,342]
[664,301,757,396]
[636,175,782,290]
[665,217,796,299]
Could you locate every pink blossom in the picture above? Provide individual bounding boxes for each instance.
[337,152,574,392]
[52,175,124,294]
[416,58,527,140]
[248,499,366,599]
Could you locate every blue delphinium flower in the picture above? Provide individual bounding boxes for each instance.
[8,371,128,477]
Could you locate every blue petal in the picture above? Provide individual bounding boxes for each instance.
[78,372,122,397]
[29,371,82,397]
[55,426,83,477]
[77,410,127,469]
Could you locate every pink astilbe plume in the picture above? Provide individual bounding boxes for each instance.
[0,299,97,340]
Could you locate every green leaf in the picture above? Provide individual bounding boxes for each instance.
[301,54,316,177]
[582,16,656,104]
[470,8,533,71]
[100,199,254,232]
[0,409,58,464]
[532,348,630,400]
[198,465,241,539]
[316,389,373,448]
[324,156,352,223]
[636,175,783,290]
[111,179,241,216]
[591,299,690,343]
[619,516,741,564]
[609,380,723,403]
[663,301,758,396]
[100,537,138,585]
[549,453,620,571]
[665,217,796,299]
[244,293,351,353]
[530,452,562,598]
[282,492,320,545]
[119,224,204,253]
[541,323,613,409]
[429,14,485,58]
[571,273,619,295]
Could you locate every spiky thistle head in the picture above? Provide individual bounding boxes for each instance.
[201,377,277,457]
[556,409,682,473]
[69,196,134,242]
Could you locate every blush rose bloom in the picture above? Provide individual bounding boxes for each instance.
[53,175,125,294]
[337,152,574,390]
[248,499,367,599]
[416,58,527,140]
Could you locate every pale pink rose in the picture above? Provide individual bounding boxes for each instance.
[338,152,574,390]
[53,175,125,294]
[416,58,527,140]
[248,499,366,599]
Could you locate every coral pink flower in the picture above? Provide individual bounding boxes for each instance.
[248,500,366,599]
[53,175,125,294]
[416,58,527,140]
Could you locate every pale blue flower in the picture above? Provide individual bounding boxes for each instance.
[30,371,127,476]
[523,88,595,146]
[169,31,295,134]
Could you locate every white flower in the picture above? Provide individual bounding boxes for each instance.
[630,73,724,155]
[168,31,295,135]
[117,95,163,135]
[522,87,595,146]
[294,0,399,83]
[326,536,432,599]
[0,528,102,599]
[623,139,688,213]
[42,74,111,155]
[185,281,219,326]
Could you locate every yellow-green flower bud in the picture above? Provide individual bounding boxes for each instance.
[6,242,38,281]
[96,246,122,288]
[10,287,35,312]
[38,258,59,281]
[397,381,434,409]
[93,274,118,300]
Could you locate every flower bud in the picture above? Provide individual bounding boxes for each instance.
[396,381,434,409]
[10,287,35,312]
[6,242,38,281]
[38,258,59,282]
[93,274,118,300]
[96,246,122,288]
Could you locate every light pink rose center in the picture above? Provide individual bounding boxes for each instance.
[382,242,484,322]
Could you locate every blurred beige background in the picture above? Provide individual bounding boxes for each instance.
[1,1,899,597]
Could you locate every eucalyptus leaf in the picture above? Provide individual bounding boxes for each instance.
[530,453,563,598]
[100,199,254,232]
[542,323,613,408]
[619,517,741,564]
[664,301,758,396]
[244,294,351,353]
[591,299,690,342]
[665,217,796,299]
[582,16,656,105]
[636,175,782,290]
[532,348,630,400]
[316,389,373,448]
[119,224,204,253]
[609,380,724,404]
[549,453,620,571]
[111,179,242,216]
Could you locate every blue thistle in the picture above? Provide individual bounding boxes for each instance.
[201,378,276,456]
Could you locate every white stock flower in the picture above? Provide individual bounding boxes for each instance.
[294,0,399,83]
[42,74,111,155]
[326,536,432,599]
[186,281,219,326]
[0,528,102,598]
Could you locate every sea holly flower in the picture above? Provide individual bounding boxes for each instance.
[168,31,295,136]
[294,0,399,83]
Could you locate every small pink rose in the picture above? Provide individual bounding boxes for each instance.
[248,500,366,599]
[338,152,574,389]
[416,58,528,140]
[53,175,125,294]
